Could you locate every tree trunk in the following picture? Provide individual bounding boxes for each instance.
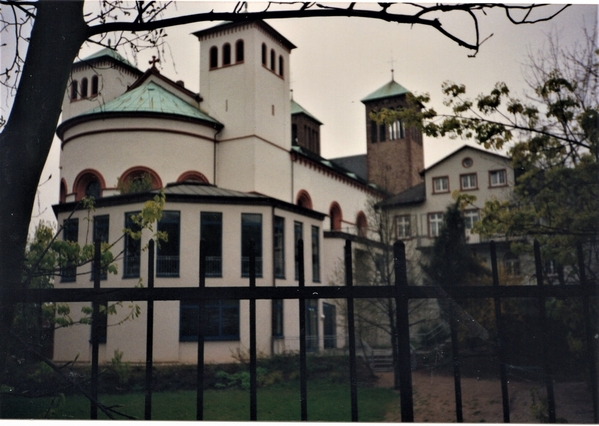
[0,0,87,415]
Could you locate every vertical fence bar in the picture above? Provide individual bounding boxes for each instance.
[534,240,556,423]
[577,243,599,423]
[490,241,510,423]
[144,240,155,420]
[449,316,463,423]
[196,239,206,421]
[297,239,308,421]
[344,240,359,422]
[249,240,258,421]
[90,239,101,419]
[393,240,414,422]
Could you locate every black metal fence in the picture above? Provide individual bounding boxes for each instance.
[19,238,599,422]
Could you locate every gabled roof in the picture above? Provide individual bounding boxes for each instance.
[73,47,141,75]
[129,66,201,104]
[422,144,510,175]
[330,154,368,181]
[361,80,410,103]
[193,20,296,51]
[378,182,426,208]
[291,100,322,124]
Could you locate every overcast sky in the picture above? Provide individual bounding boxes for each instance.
[27,2,599,230]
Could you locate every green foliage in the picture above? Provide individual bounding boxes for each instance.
[110,349,131,386]
[117,172,153,194]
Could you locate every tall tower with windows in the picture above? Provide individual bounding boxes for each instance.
[194,21,296,199]
[362,79,424,195]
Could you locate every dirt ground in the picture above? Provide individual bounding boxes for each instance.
[376,370,595,423]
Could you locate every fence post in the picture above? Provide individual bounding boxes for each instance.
[297,238,308,421]
[90,238,101,420]
[577,242,599,423]
[344,240,359,421]
[249,239,258,421]
[196,239,206,421]
[534,240,557,423]
[490,241,510,423]
[144,239,155,420]
[393,240,414,422]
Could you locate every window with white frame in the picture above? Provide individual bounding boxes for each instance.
[463,210,479,231]
[432,177,449,194]
[389,119,404,140]
[396,215,411,239]
[490,169,507,187]
[428,213,444,237]
[460,173,477,190]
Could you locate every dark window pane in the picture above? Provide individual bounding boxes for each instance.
[180,300,240,341]
[92,215,109,280]
[61,219,79,282]
[242,214,262,277]
[124,212,141,278]
[274,216,285,278]
[157,211,180,277]
[201,212,222,277]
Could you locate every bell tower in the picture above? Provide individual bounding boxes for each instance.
[362,79,424,195]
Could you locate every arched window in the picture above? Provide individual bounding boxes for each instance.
[209,46,218,69]
[177,171,209,184]
[270,49,275,71]
[223,43,231,66]
[80,78,88,98]
[119,166,162,194]
[296,190,313,210]
[329,202,343,231]
[261,43,267,66]
[278,55,284,77]
[73,169,106,201]
[91,75,99,96]
[356,212,368,238]
[60,179,68,204]
[70,81,78,100]
[235,39,244,63]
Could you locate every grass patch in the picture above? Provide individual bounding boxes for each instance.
[3,380,397,421]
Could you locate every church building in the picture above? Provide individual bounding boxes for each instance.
[52,20,431,364]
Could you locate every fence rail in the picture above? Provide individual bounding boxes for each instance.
[16,238,599,422]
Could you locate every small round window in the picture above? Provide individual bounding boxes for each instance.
[462,157,473,168]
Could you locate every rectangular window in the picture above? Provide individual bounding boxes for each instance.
[274,216,285,279]
[389,120,404,140]
[463,210,479,230]
[61,218,79,283]
[294,221,303,280]
[92,215,109,280]
[370,121,378,143]
[201,212,222,277]
[179,300,240,341]
[311,226,320,283]
[241,214,262,277]
[432,177,449,194]
[396,215,411,239]
[460,173,477,190]
[490,169,507,187]
[379,124,386,142]
[306,299,318,351]
[429,212,444,237]
[272,299,283,338]
[323,302,336,349]
[157,211,180,277]
[123,212,141,278]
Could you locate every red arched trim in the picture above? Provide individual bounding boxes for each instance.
[296,190,313,210]
[120,166,162,190]
[177,171,209,184]
[73,169,106,201]
[329,202,343,231]
[60,178,68,204]
[356,211,368,238]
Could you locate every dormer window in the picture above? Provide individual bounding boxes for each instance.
[236,40,244,63]
[223,43,231,66]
